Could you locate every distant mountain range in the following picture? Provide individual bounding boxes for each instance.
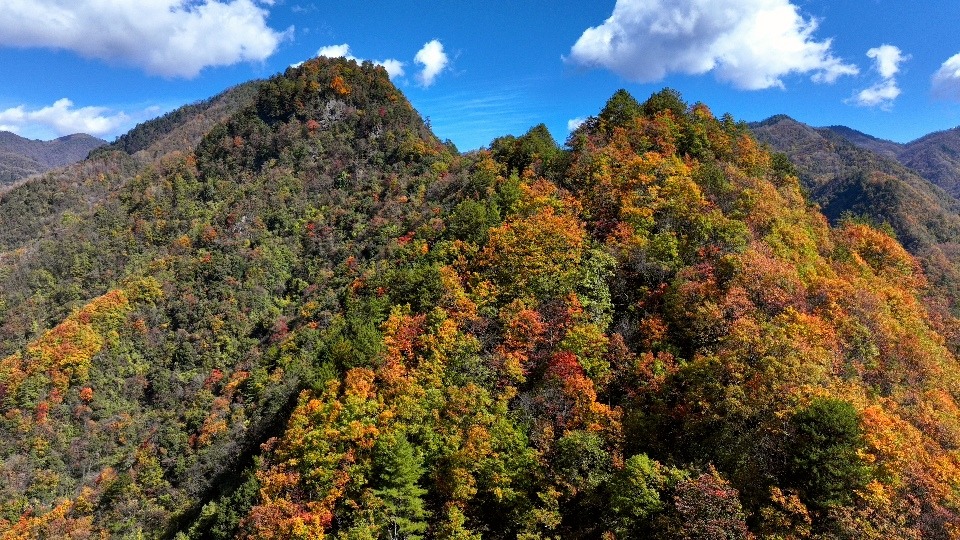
[0,131,106,185]
[751,115,960,311]
[821,124,960,200]
[888,127,960,197]
[754,116,960,199]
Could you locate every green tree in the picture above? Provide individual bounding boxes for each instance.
[490,123,561,176]
[448,198,500,245]
[598,89,643,131]
[609,454,684,537]
[553,430,611,496]
[786,398,872,513]
[642,88,687,118]
[373,432,430,540]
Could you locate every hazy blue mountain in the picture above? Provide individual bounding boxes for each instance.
[821,124,903,160]
[0,131,106,185]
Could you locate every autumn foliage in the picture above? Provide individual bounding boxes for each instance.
[2,61,960,539]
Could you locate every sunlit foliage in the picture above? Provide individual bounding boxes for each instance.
[0,59,959,539]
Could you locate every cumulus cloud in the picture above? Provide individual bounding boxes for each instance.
[851,80,901,108]
[933,53,960,101]
[567,0,858,90]
[567,117,586,131]
[415,40,449,87]
[310,43,405,79]
[377,59,406,79]
[316,44,354,60]
[0,98,133,138]
[867,45,907,79]
[0,0,287,78]
[850,44,907,109]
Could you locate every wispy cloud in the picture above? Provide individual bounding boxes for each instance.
[0,98,157,139]
[295,40,449,86]
[851,80,901,109]
[378,59,406,79]
[868,44,907,79]
[850,44,908,109]
[413,86,542,150]
[316,44,352,59]
[290,3,319,14]
[567,117,586,131]
[301,43,405,79]
[933,53,960,101]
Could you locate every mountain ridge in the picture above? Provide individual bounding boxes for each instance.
[750,114,960,314]
[1,65,960,538]
[820,124,902,160]
[756,115,960,199]
[0,131,106,185]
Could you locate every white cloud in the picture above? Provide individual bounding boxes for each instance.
[317,44,355,60]
[850,44,907,109]
[567,117,586,131]
[0,99,137,138]
[933,53,960,101]
[567,0,858,90]
[414,39,449,87]
[377,59,406,79]
[851,79,901,109]
[309,43,405,79]
[867,45,907,79]
[0,0,288,78]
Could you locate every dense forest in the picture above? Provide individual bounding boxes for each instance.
[2,57,960,539]
[751,115,960,322]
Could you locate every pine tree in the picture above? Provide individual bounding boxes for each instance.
[598,89,643,130]
[372,432,430,540]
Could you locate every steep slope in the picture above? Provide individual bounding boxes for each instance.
[821,125,902,160]
[0,81,266,359]
[0,150,45,186]
[0,57,451,539]
[0,82,265,358]
[109,80,263,162]
[2,72,960,539]
[752,115,960,313]
[897,127,960,198]
[818,123,960,200]
[0,132,106,185]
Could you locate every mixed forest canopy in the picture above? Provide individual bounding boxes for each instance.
[1,57,960,539]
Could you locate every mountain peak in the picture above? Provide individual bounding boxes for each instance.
[3,59,960,540]
[754,113,799,127]
[0,130,106,185]
[195,56,438,180]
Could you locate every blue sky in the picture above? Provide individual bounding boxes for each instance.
[3,0,960,150]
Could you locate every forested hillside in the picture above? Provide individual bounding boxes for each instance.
[892,128,960,199]
[109,81,263,162]
[2,58,960,539]
[752,115,960,318]
[820,126,901,161]
[0,132,105,186]
[808,122,960,200]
